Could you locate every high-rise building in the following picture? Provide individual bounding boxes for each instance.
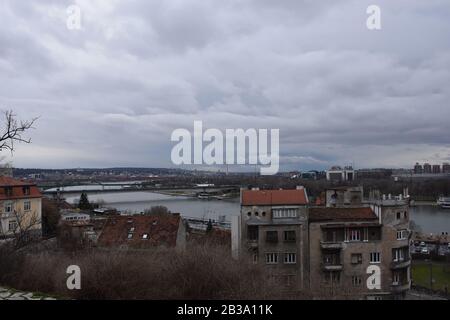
[432,165,441,174]
[423,163,432,174]
[443,163,450,174]
[413,163,423,174]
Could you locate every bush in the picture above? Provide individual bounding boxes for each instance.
[0,244,285,300]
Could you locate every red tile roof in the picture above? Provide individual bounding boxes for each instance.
[97,214,182,248]
[309,207,377,222]
[188,227,231,246]
[0,176,42,200]
[241,189,308,206]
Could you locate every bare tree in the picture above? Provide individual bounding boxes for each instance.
[0,208,42,250]
[0,110,38,153]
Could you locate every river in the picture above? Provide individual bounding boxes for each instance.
[64,191,240,222]
[62,190,450,234]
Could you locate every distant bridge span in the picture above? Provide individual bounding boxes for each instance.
[42,184,240,195]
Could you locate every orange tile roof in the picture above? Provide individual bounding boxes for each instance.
[0,176,42,200]
[98,214,182,248]
[309,207,377,222]
[241,189,308,206]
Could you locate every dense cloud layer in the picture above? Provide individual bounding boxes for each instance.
[1,0,450,170]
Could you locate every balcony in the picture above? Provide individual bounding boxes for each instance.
[321,263,343,271]
[320,241,343,250]
[247,239,258,248]
[390,259,411,270]
[391,281,411,293]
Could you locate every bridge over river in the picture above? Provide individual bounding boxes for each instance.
[41,182,240,198]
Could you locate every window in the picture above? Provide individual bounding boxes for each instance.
[247,226,258,241]
[404,211,408,219]
[8,220,17,232]
[324,228,344,242]
[393,248,405,262]
[351,253,363,264]
[349,229,361,241]
[393,272,400,285]
[324,271,341,284]
[23,186,30,196]
[247,212,251,217]
[5,187,13,197]
[266,231,278,243]
[272,208,298,218]
[323,252,340,265]
[142,233,148,240]
[370,252,381,263]
[252,253,258,264]
[4,202,13,213]
[255,211,259,216]
[396,212,401,219]
[396,230,408,240]
[351,276,362,287]
[265,253,278,264]
[262,212,266,217]
[284,230,296,242]
[284,253,297,264]
[24,201,31,211]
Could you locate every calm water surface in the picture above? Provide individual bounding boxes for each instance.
[64,191,450,232]
[65,191,240,221]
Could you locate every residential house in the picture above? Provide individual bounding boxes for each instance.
[97,214,187,250]
[0,176,42,239]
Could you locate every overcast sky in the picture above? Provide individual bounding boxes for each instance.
[1,0,450,171]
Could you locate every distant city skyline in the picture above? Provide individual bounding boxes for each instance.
[1,1,450,170]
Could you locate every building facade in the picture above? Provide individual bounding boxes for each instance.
[325,186,363,207]
[232,187,411,299]
[326,166,356,182]
[232,187,309,290]
[0,176,42,239]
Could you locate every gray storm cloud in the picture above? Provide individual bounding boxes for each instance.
[0,0,449,170]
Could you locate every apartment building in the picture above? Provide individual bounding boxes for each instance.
[309,198,411,299]
[232,187,309,290]
[0,176,42,239]
[232,187,411,299]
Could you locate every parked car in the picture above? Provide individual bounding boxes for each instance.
[421,247,430,254]
[420,241,426,247]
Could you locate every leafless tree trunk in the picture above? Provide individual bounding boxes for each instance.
[0,209,42,250]
[0,110,38,153]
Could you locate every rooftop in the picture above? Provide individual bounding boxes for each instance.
[97,214,182,248]
[309,207,378,222]
[0,176,42,200]
[241,188,308,206]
